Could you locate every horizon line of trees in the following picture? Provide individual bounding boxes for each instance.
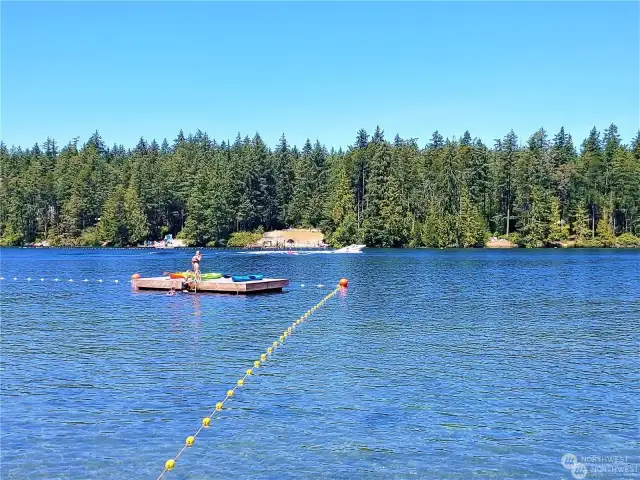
[1,124,639,248]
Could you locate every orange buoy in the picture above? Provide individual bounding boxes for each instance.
[131,273,141,280]
[339,278,348,288]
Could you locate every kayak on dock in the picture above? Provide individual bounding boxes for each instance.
[166,271,222,280]
[231,274,265,282]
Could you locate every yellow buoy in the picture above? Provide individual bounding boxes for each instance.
[227,390,234,397]
[237,379,244,387]
[283,332,289,338]
[261,353,266,361]
[216,402,223,411]
[254,360,260,368]
[186,436,194,446]
[273,341,278,348]
[279,335,284,342]
[246,368,253,375]
[267,347,272,354]
[202,417,211,426]
[287,327,292,333]
[165,459,175,471]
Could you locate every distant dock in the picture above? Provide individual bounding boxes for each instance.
[132,276,289,294]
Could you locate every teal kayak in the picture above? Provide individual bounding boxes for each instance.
[231,274,265,282]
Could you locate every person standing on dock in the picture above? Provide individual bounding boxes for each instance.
[191,250,202,282]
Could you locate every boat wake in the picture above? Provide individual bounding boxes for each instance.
[238,244,366,255]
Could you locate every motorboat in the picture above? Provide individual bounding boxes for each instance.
[238,244,366,255]
[153,234,175,249]
[333,244,366,253]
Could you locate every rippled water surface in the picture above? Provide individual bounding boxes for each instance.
[1,248,639,479]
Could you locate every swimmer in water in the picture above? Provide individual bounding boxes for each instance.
[167,287,176,296]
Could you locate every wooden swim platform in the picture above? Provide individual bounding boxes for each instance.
[132,276,289,294]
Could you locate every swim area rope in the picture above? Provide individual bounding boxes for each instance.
[156,279,348,479]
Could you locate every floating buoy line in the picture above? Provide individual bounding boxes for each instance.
[0,276,120,284]
[156,278,349,479]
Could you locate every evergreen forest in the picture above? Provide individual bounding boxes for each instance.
[1,124,639,248]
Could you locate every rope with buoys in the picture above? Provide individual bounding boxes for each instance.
[156,277,349,479]
[0,276,121,283]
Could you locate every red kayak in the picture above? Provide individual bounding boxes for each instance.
[164,271,190,279]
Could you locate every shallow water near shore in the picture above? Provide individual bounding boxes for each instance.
[1,247,638,479]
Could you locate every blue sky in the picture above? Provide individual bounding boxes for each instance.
[2,1,638,151]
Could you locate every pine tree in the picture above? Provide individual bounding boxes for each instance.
[595,207,615,247]
[612,148,640,234]
[289,139,314,227]
[326,164,358,247]
[123,185,148,244]
[631,131,640,160]
[519,186,550,248]
[372,125,384,143]
[547,196,569,243]
[458,186,486,247]
[307,140,328,227]
[273,134,294,226]
[98,186,126,245]
[468,139,490,222]
[160,138,171,155]
[352,129,370,228]
[428,130,444,150]
[460,130,472,147]
[573,206,593,246]
[495,130,518,236]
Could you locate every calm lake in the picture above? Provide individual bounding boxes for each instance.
[1,248,638,479]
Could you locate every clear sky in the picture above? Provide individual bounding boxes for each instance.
[2,1,638,151]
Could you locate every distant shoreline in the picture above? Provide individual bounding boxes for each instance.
[4,244,638,250]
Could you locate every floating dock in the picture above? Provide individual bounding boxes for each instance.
[132,276,289,294]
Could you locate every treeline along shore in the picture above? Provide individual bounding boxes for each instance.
[1,124,639,248]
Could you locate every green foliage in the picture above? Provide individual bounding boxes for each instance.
[97,185,126,245]
[0,224,23,246]
[459,187,486,247]
[123,186,148,245]
[96,184,148,246]
[79,226,101,246]
[1,123,638,248]
[226,231,262,248]
[325,163,359,248]
[519,187,551,248]
[499,232,522,246]
[595,208,615,247]
[547,197,569,243]
[573,206,592,242]
[615,232,640,247]
[576,237,603,248]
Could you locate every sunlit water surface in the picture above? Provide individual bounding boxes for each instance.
[1,248,638,479]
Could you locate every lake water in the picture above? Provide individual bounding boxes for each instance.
[1,248,638,479]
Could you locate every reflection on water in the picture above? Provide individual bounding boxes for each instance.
[0,248,638,479]
[192,293,201,318]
